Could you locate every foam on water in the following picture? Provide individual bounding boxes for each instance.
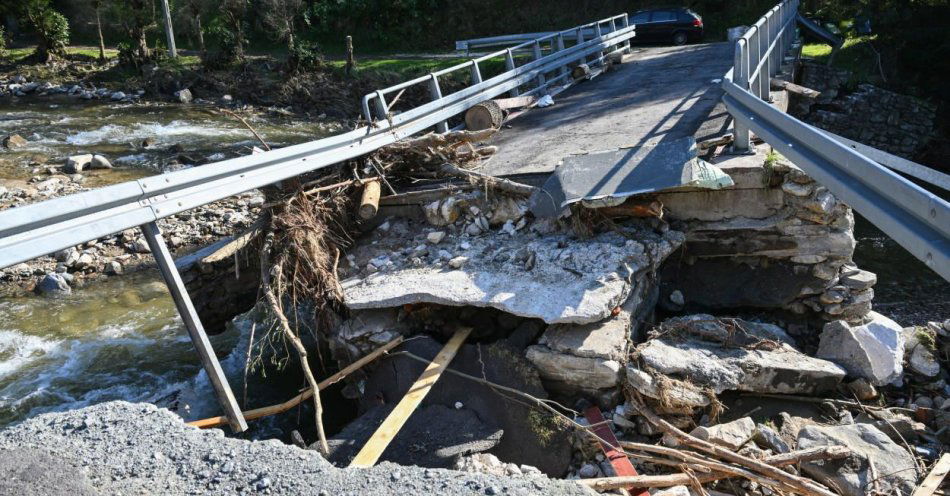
[65,120,252,146]
[0,330,61,379]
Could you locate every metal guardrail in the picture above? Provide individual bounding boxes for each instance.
[455,28,599,52]
[0,14,637,432]
[362,14,632,129]
[722,0,950,281]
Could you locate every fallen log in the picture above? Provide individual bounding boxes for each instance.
[187,336,404,429]
[770,78,821,99]
[439,163,537,196]
[465,100,504,131]
[358,179,381,220]
[200,215,267,265]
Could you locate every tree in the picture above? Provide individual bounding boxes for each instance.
[112,0,155,67]
[218,0,248,63]
[181,0,209,52]
[92,0,106,62]
[21,0,69,61]
[261,0,303,53]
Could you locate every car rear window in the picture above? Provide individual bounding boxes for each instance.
[651,10,677,22]
[631,12,650,23]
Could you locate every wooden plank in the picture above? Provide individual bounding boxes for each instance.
[914,454,950,496]
[584,406,649,496]
[349,327,472,468]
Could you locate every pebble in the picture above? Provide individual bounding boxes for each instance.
[448,256,469,269]
[427,231,446,244]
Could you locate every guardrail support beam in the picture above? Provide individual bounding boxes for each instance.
[141,221,248,433]
[504,49,520,97]
[427,75,450,133]
[532,41,546,89]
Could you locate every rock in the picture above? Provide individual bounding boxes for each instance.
[448,256,468,269]
[637,330,845,395]
[578,463,599,478]
[846,378,878,400]
[527,282,648,398]
[106,261,123,275]
[110,91,126,101]
[689,417,755,451]
[781,180,813,197]
[64,154,94,174]
[89,155,113,170]
[753,424,790,454]
[132,238,151,254]
[34,273,71,297]
[426,231,446,244]
[669,289,685,306]
[174,88,193,103]
[909,344,940,377]
[840,269,877,291]
[2,134,27,149]
[816,312,904,385]
[626,366,710,409]
[797,423,918,496]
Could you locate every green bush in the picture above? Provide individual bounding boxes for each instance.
[0,26,7,58]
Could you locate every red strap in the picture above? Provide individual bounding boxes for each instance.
[584,406,650,496]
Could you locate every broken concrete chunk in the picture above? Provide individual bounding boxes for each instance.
[525,346,622,393]
[689,417,755,451]
[342,227,683,325]
[637,336,846,395]
[797,423,918,496]
[781,180,813,197]
[816,312,904,386]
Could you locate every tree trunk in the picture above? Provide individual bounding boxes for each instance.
[96,6,106,62]
[195,15,205,53]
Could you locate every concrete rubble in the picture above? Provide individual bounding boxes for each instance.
[341,206,683,324]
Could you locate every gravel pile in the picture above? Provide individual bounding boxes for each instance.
[0,401,594,495]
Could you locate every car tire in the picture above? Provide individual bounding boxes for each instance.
[672,31,688,45]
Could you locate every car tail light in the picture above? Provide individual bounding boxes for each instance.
[692,18,703,27]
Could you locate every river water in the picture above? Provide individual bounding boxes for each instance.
[0,97,340,433]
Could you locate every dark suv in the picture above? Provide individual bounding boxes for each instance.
[629,8,704,45]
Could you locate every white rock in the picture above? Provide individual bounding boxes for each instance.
[689,417,755,451]
[669,289,685,306]
[174,88,193,103]
[110,91,126,101]
[64,154,94,174]
[653,486,691,496]
[909,344,940,377]
[426,231,446,244]
[817,312,904,386]
[448,256,468,269]
[90,154,113,169]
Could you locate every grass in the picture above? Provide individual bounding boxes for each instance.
[802,34,885,88]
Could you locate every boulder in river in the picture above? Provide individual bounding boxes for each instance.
[2,134,27,149]
[174,88,193,104]
[34,273,71,297]
[90,155,113,170]
[64,154,93,173]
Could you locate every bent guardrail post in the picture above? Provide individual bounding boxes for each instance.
[141,221,248,432]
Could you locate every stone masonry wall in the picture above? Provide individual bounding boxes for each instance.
[795,62,938,159]
[657,150,877,325]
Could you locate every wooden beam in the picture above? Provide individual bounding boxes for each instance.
[349,327,472,468]
[914,454,950,496]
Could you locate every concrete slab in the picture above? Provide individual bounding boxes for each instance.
[482,43,734,177]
